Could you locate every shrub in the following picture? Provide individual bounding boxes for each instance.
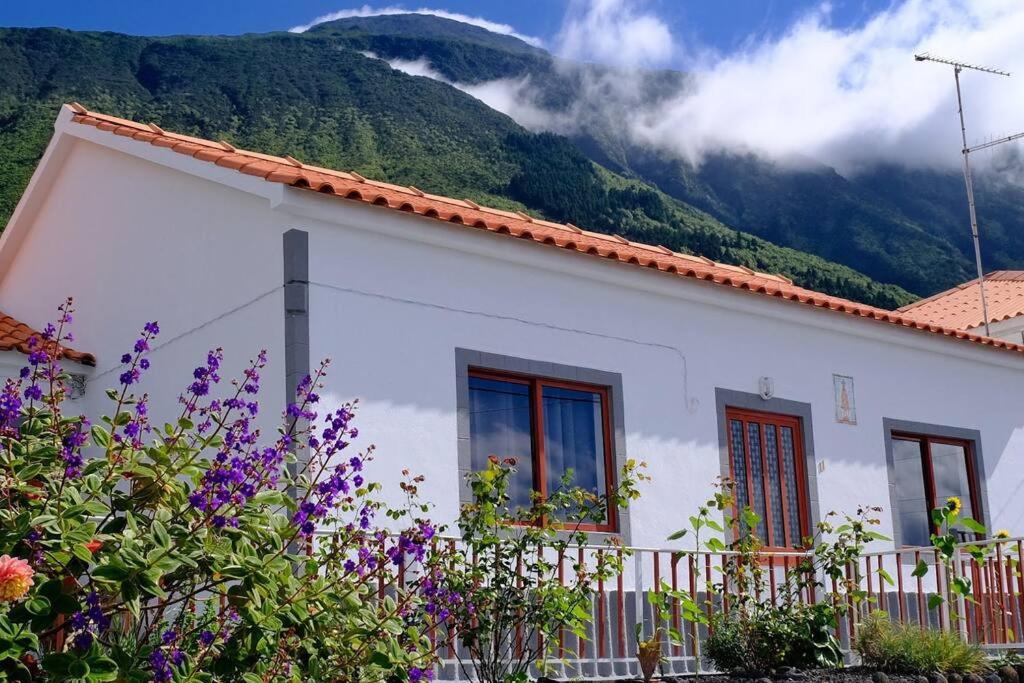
[663,480,884,674]
[0,300,450,682]
[436,457,648,683]
[855,611,988,674]
[706,602,841,674]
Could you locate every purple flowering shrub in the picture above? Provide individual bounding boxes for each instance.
[439,457,648,683]
[0,300,451,682]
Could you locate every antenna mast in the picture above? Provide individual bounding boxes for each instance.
[914,52,1019,337]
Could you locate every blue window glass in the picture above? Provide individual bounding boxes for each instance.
[542,385,608,522]
[468,376,535,510]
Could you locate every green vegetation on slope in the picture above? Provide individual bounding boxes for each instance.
[0,24,913,308]
[330,14,1024,299]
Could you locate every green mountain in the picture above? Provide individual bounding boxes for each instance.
[0,18,940,309]
[326,14,1024,300]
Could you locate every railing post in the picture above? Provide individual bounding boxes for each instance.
[953,545,968,642]
[938,548,950,634]
[634,550,645,649]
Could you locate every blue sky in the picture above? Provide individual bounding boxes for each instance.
[0,0,891,60]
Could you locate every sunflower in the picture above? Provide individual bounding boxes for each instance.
[946,496,963,516]
[996,529,1011,539]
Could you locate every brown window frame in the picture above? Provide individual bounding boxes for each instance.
[724,406,811,550]
[468,367,618,533]
[891,431,982,544]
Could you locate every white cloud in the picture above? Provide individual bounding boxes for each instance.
[625,0,1024,172]
[360,51,445,79]
[316,0,1024,175]
[361,51,576,131]
[556,0,675,68]
[289,4,543,47]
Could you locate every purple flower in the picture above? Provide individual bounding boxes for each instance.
[0,380,22,433]
[121,353,132,364]
[409,667,434,682]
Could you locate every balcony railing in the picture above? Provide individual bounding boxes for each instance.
[302,531,1024,680]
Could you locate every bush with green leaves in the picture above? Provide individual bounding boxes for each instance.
[706,601,840,674]
[0,300,450,682]
[434,456,648,683]
[662,480,886,674]
[854,611,988,674]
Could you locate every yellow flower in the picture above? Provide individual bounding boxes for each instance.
[946,496,963,516]
[996,529,1011,539]
[0,555,34,602]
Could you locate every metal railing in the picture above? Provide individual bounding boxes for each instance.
[305,533,1024,680]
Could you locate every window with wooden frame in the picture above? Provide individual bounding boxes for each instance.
[467,368,616,532]
[725,407,810,549]
[891,433,981,547]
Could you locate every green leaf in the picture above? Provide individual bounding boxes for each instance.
[151,520,171,549]
[928,594,945,609]
[667,529,688,541]
[72,543,95,563]
[92,564,130,582]
[25,596,51,616]
[960,517,986,534]
[911,559,929,578]
[369,651,392,668]
[90,425,112,448]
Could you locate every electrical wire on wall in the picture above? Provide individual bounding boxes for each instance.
[83,281,700,415]
[87,285,284,383]
[308,280,700,414]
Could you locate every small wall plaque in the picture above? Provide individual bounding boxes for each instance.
[833,374,856,425]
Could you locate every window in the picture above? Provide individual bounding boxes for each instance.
[891,433,981,547]
[467,369,616,531]
[725,407,809,549]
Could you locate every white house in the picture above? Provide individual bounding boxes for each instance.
[898,271,1024,344]
[3,104,1024,562]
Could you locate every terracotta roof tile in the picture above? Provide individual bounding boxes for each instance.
[898,271,1024,331]
[0,311,95,366]
[65,105,1024,356]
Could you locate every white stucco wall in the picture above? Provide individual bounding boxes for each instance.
[3,119,1023,559]
[285,191,1024,551]
[0,137,287,434]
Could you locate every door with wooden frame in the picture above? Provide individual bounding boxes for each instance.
[724,407,810,550]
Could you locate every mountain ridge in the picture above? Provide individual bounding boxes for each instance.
[0,17,971,309]
[320,14,1024,299]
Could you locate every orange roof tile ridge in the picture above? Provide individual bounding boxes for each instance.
[62,105,1024,356]
[0,310,95,366]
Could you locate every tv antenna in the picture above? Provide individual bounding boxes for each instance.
[915,52,1023,337]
